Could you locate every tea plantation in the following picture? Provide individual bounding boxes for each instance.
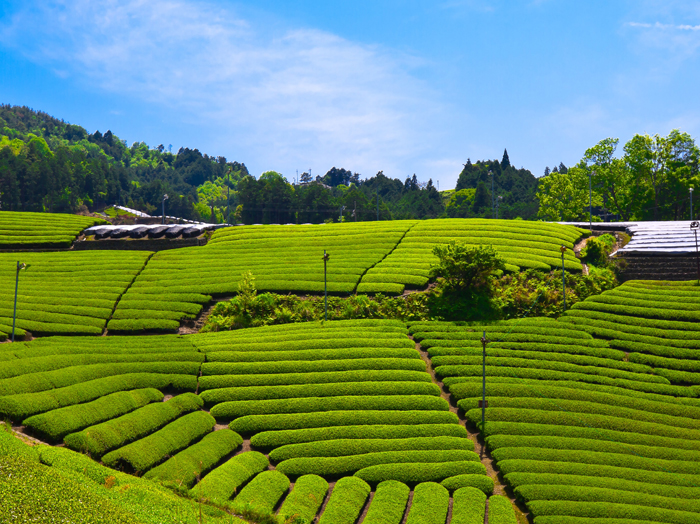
[2,216,699,523]
[0,211,106,248]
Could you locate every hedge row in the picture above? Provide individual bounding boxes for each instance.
[435,356,663,384]
[465,408,700,442]
[427,343,624,361]
[23,388,163,442]
[488,495,517,524]
[317,476,371,524]
[449,382,700,419]
[571,299,700,322]
[420,336,607,349]
[450,487,486,524]
[211,395,449,420]
[442,368,691,397]
[432,352,648,375]
[354,461,487,485]
[251,424,468,448]
[441,474,494,495]
[0,373,197,420]
[481,421,700,453]
[276,450,479,477]
[199,370,432,390]
[106,319,181,333]
[205,347,419,363]
[486,434,700,463]
[64,393,203,457]
[11,335,197,357]
[277,474,329,523]
[362,480,410,524]
[201,357,424,376]
[405,482,449,524]
[143,429,243,488]
[231,470,290,512]
[0,360,202,396]
[413,326,593,341]
[505,472,700,501]
[515,483,700,514]
[0,351,204,380]
[269,436,474,462]
[459,397,700,431]
[199,381,440,404]
[497,459,700,488]
[191,451,269,503]
[230,410,459,435]
[492,447,700,476]
[527,500,700,524]
[102,411,216,473]
[562,307,700,334]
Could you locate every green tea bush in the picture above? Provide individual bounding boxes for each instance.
[211,395,448,420]
[276,450,479,477]
[354,461,487,485]
[232,470,290,512]
[527,500,700,524]
[230,410,459,434]
[362,480,410,524]
[22,388,163,441]
[251,424,468,448]
[64,392,203,457]
[270,436,474,462]
[277,474,329,523]
[192,451,269,502]
[405,482,449,524]
[488,495,517,524]
[318,476,370,524]
[102,411,216,473]
[144,429,243,488]
[201,357,425,376]
[440,474,494,495]
[450,486,486,524]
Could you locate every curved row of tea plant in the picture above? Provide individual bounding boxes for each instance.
[0,211,106,248]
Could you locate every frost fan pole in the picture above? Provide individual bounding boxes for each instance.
[323,250,330,321]
[692,222,700,284]
[560,245,567,311]
[480,331,488,429]
[12,261,26,342]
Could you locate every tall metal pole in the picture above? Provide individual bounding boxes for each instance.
[489,170,494,219]
[589,171,593,230]
[691,188,694,221]
[560,246,567,311]
[692,223,700,284]
[12,261,24,342]
[323,250,329,321]
[480,331,487,428]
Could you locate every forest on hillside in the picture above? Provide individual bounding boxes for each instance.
[0,105,540,223]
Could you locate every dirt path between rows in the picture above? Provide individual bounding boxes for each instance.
[412,337,531,524]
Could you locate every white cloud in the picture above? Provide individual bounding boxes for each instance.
[0,0,445,180]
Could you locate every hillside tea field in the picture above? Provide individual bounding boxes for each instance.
[0,211,106,248]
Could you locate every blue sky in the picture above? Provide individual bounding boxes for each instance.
[1,1,699,189]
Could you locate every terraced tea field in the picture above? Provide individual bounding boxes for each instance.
[0,211,106,248]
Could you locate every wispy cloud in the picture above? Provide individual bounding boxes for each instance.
[627,21,700,30]
[0,0,443,179]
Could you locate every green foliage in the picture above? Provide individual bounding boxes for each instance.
[192,451,269,503]
[441,474,494,495]
[277,474,328,523]
[102,411,216,473]
[232,470,290,512]
[64,392,203,457]
[354,461,487,485]
[362,480,410,524]
[405,482,449,524]
[488,495,517,524]
[450,487,487,524]
[431,241,506,292]
[144,429,243,488]
[317,476,370,524]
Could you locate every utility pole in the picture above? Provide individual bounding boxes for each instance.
[691,188,694,221]
[692,222,700,284]
[589,171,594,230]
[560,245,567,311]
[162,194,169,225]
[489,170,494,218]
[12,261,26,342]
[322,251,330,321]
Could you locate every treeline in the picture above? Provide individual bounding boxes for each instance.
[0,105,541,223]
[537,130,700,222]
[0,105,247,220]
